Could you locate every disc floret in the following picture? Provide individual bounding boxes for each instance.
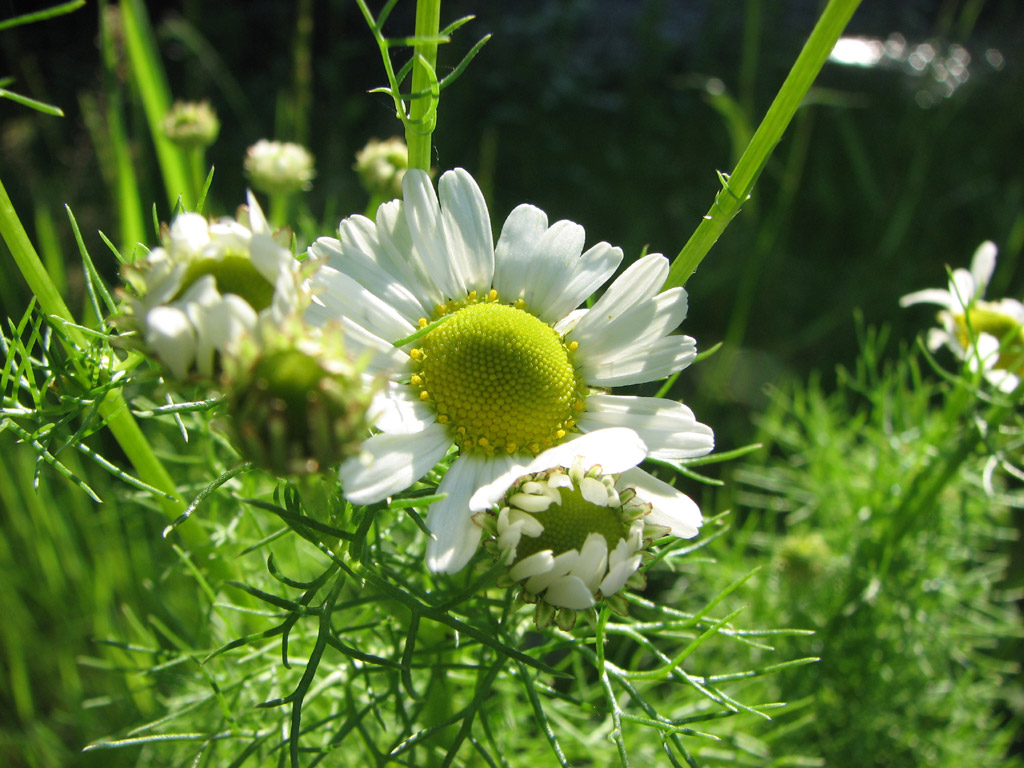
[408,290,587,457]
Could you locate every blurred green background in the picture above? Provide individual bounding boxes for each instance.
[2,1,1023,766]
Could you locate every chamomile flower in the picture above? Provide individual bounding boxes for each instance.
[122,192,302,380]
[308,167,714,573]
[471,428,704,629]
[901,241,1024,393]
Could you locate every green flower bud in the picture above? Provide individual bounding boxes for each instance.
[354,136,410,201]
[163,100,220,149]
[243,139,315,195]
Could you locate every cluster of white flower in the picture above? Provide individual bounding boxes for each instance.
[128,164,715,619]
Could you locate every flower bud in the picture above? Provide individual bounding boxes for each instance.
[354,136,410,201]
[244,139,315,195]
[163,100,220,149]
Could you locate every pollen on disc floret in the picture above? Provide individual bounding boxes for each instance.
[408,292,587,456]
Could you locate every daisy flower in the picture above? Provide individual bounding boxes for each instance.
[123,192,301,380]
[900,241,1024,393]
[470,427,704,629]
[308,167,714,573]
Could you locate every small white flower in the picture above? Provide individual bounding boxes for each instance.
[901,241,1024,393]
[473,428,704,629]
[307,168,713,574]
[124,193,302,380]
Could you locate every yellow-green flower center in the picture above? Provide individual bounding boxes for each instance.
[514,485,627,562]
[954,306,1024,372]
[177,254,275,311]
[410,300,586,455]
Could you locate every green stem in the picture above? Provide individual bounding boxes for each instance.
[407,0,441,172]
[98,0,145,256]
[120,0,192,212]
[663,0,861,290]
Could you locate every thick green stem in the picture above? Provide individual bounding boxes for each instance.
[406,0,441,172]
[663,0,861,290]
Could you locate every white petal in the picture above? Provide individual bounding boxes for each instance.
[899,288,956,310]
[600,555,642,596]
[245,190,271,234]
[492,204,549,302]
[567,253,669,342]
[426,453,516,573]
[579,476,610,506]
[509,489,559,513]
[509,549,556,581]
[144,306,196,379]
[543,241,623,323]
[403,169,463,299]
[543,576,595,610]
[311,226,428,323]
[512,511,545,538]
[309,264,415,343]
[168,213,211,256]
[249,236,293,287]
[525,549,577,593]
[178,273,220,310]
[375,200,447,310]
[468,428,647,511]
[574,287,689,365]
[970,240,997,293]
[339,425,451,504]
[574,532,609,592]
[620,467,702,538]
[332,317,410,375]
[204,294,258,348]
[369,383,436,434]
[439,168,494,296]
[579,395,714,460]
[949,268,978,309]
[987,369,1020,394]
[518,220,585,321]
[582,334,698,387]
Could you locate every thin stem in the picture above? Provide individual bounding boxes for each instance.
[407,0,441,172]
[663,0,861,290]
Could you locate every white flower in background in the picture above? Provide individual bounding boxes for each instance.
[307,167,714,574]
[244,139,315,195]
[123,192,302,380]
[900,241,1024,393]
[471,428,703,629]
